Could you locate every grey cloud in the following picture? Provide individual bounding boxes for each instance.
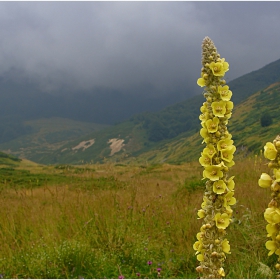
[0,1,279,98]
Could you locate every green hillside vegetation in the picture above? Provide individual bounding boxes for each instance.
[1,58,280,165]
[35,58,280,165]
[0,151,21,167]
[130,82,280,164]
[0,118,110,162]
[229,82,280,153]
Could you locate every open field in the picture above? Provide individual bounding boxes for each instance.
[0,155,276,278]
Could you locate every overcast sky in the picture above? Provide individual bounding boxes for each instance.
[0,1,280,98]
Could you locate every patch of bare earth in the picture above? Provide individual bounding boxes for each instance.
[72,139,95,151]
[108,138,125,156]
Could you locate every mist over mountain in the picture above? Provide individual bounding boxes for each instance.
[0,67,198,125]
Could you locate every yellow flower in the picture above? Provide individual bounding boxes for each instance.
[264,142,277,160]
[203,165,223,181]
[258,173,272,188]
[199,154,212,167]
[217,139,234,151]
[201,196,209,208]
[227,176,235,191]
[200,104,207,113]
[197,77,206,87]
[197,209,206,219]
[274,169,280,182]
[218,268,225,277]
[215,212,230,229]
[222,239,231,254]
[211,101,227,117]
[202,144,216,158]
[225,205,233,216]
[193,240,203,253]
[197,232,203,241]
[218,85,232,101]
[223,192,236,207]
[213,180,227,194]
[209,59,229,77]
[197,254,204,261]
[200,127,209,142]
[266,224,278,237]
[205,117,219,133]
[266,240,280,256]
[199,112,209,123]
[264,207,280,224]
[221,146,236,162]
[225,101,234,112]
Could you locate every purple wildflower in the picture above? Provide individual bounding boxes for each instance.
[147,260,152,265]
[118,275,125,279]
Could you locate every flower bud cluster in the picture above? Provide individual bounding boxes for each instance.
[194,37,236,279]
[259,136,280,276]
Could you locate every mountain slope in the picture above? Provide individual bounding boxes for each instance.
[2,58,280,165]
[132,81,280,164]
[0,118,110,162]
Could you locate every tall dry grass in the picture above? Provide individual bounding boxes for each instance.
[0,157,275,278]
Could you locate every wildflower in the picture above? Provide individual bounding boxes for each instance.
[157,268,162,272]
[197,209,206,219]
[199,154,212,167]
[197,254,204,261]
[213,180,227,194]
[136,273,141,277]
[199,112,209,123]
[205,117,219,133]
[202,144,216,158]
[264,207,280,224]
[203,164,223,181]
[274,169,280,182]
[200,127,210,143]
[218,85,232,101]
[222,239,231,254]
[147,261,152,266]
[220,146,236,162]
[201,196,209,208]
[217,139,234,151]
[258,173,272,188]
[209,59,229,77]
[215,213,230,229]
[225,101,234,112]
[118,276,125,279]
[194,37,235,278]
[266,224,278,237]
[223,192,236,207]
[266,240,280,256]
[227,176,235,191]
[218,267,225,277]
[193,240,203,253]
[264,142,277,160]
[197,77,206,87]
[211,101,227,117]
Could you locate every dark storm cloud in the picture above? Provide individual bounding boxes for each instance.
[0,1,280,96]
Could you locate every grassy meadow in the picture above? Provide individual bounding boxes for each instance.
[0,154,276,279]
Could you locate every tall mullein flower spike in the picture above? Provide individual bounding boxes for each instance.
[194,37,236,279]
[259,135,280,278]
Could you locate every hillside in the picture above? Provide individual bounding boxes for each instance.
[0,118,110,163]
[127,82,280,164]
[1,58,280,165]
